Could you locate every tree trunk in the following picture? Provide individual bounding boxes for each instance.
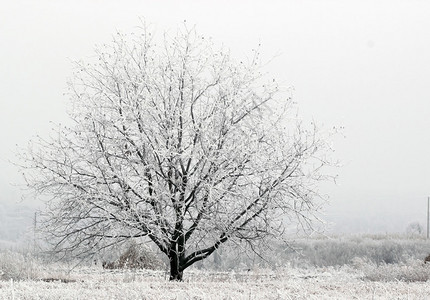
[169,265,183,281]
[169,223,186,280]
[169,250,184,281]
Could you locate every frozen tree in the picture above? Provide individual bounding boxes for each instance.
[20,25,333,280]
[406,222,424,236]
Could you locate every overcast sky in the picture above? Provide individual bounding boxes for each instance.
[1,0,430,235]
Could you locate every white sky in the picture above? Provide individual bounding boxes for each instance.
[1,0,430,234]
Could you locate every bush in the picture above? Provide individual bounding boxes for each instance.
[192,234,430,270]
[278,235,430,268]
[0,251,42,280]
[359,258,430,282]
[102,242,164,270]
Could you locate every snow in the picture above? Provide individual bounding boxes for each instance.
[1,267,430,299]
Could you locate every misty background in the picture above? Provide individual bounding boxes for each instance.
[1,0,430,244]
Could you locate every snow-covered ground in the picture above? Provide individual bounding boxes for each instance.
[2,235,430,299]
[1,266,430,299]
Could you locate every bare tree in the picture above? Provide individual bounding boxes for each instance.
[20,25,333,280]
[406,222,424,236]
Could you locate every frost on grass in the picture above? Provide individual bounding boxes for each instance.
[359,258,430,282]
[2,234,430,299]
[1,267,430,300]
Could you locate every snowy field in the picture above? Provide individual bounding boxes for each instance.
[1,265,430,299]
[2,235,430,299]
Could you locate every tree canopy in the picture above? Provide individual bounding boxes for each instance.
[21,25,333,280]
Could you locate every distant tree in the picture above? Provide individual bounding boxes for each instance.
[406,222,424,236]
[20,24,333,280]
